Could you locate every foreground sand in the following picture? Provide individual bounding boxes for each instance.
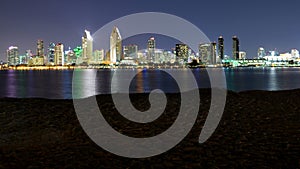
[0,89,299,168]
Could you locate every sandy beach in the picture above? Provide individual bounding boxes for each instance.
[0,89,299,168]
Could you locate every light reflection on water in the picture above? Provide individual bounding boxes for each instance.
[1,67,300,99]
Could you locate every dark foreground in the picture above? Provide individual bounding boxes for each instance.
[0,89,299,168]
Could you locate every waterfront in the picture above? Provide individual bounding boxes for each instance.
[1,67,300,99]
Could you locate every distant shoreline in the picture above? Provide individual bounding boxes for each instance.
[1,65,300,71]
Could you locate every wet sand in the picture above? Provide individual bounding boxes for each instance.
[0,89,299,168]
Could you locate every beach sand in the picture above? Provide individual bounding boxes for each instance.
[0,89,299,168]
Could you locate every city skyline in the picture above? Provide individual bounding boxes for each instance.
[1,0,300,61]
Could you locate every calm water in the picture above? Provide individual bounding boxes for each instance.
[1,67,300,99]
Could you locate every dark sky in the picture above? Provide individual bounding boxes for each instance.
[1,0,300,60]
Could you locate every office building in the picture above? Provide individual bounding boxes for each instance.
[199,42,217,65]
[147,37,156,62]
[239,51,247,59]
[55,43,64,65]
[257,47,266,58]
[37,40,44,57]
[232,36,240,60]
[48,43,55,64]
[110,27,122,63]
[218,36,224,60]
[82,30,93,63]
[124,45,138,59]
[7,46,19,66]
[175,44,189,61]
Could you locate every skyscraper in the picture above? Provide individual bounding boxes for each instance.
[93,49,105,63]
[232,36,240,60]
[26,50,33,62]
[110,27,122,63]
[175,44,189,61]
[124,45,138,59]
[218,36,224,60]
[48,43,55,64]
[199,43,217,65]
[147,37,156,62]
[54,43,64,65]
[37,40,44,57]
[82,30,93,63]
[7,46,19,66]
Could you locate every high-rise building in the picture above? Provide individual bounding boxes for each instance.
[7,46,19,66]
[218,36,224,60]
[199,43,217,65]
[19,55,27,65]
[147,37,156,62]
[124,45,138,59]
[82,30,93,63]
[92,49,105,64]
[64,47,77,65]
[48,43,55,64]
[110,27,122,63]
[257,47,266,58]
[54,43,64,65]
[175,44,189,61]
[37,40,44,57]
[232,36,240,60]
[26,50,33,62]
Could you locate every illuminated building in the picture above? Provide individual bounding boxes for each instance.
[92,49,105,64]
[19,55,27,64]
[28,40,45,66]
[268,50,279,56]
[232,36,240,60]
[82,30,93,63]
[175,44,189,62]
[37,40,44,57]
[257,47,266,58]
[48,43,55,64]
[73,46,82,58]
[7,46,19,66]
[54,43,64,65]
[239,51,247,59]
[110,27,122,63]
[218,36,224,60]
[291,49,299,58]
[199,42,217,65]
[147,37,156,62]
[65,47,77,65]
[124,45,138,59]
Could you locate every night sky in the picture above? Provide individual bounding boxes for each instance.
[1,0,300,61]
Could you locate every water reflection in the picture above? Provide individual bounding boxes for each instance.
[6,70,17,97]
[1,68,300,99]
[267,68,279,91]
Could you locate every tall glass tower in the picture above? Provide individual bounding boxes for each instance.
[199,43,217,65]
[82,30,93,63]
[232,36,240,60]
[175,44,189,62]
[7,46,19,66]
[147,37,156,62]
[48,43,55,64]
[54,43,64,66]
[218,36,224,60]
[110,27,122,63]
[37,40,44,57]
